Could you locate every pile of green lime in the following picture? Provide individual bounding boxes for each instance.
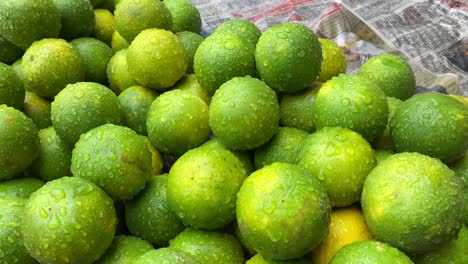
[0,1,467,263]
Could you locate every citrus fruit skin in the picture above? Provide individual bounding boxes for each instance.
[361,152,465,254]
[214,19,261,46]
[254,127,309,169]
[22,177,117,264]
[209,76,280,150]
[317,38,346,82]
[279,85,319,133]
[173,74,211,105]
[193,33,256,94]
[141,136,163,176]
[167,146,246,229]
[0,62,24,110]
[51,82,124,146]
[375,96,403,150]
[23,91,52,129]
[246,253,309,264]
[52,0,95,40]
[125,174,185,247]
[312,74,388,144]
[329,240,414,264]
[127,29,187,90]
[390,92,468,164]
[118,85,158,135]
[72,124,152,201]
[255,22,322,94]
[29,126,72,181]
[106,49,138,94]
[375,149,394,164]
[70,37,114,84]
[96,235,153,264]
[311,206,372,264]
[0,105,39,181]
[115,0,172,43]
[0,35,23,64]
[358,54,415,100]
[146,89,210,155]
[165,0,202,34]
[111,31,129,52]
[93,9,116,45]
[169,227,245,264]
[21,38,85,98]
[176,32,204,74]
[412,224,467,264]
[297,127,376,207]
[237,162,331,260]
[0,0,62,50]
[202,138,254,175]
[0,197,38,264]
[135,248,200,264]
[0,178,44,198]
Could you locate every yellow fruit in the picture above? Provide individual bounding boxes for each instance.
[311,206,372,264]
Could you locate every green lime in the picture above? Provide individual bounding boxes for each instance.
[106,49,138,94]
[390,92,468,163]
[118,85,158,135]
[23,91,51,129]
[0,197,37,264]
[234,222,256,256]
[97,0,114,11]
[361,152,464,254]
[214,19,261,46]
[72,124,152,201]
[93,9,116,45]
[209,76,279,150]
[71,37,114,84]
[0,34,22,64]
[165,0,202,33]
[201,138,254,175]
[21,38,85,98]
[51,82,124,146]
[452,150,468,187]
[193,33,256,94]
[90,0,104,7]
[29,126,72,181]
[52,0,95,40]
[375,149,394,164]
[255,22,322,93]
[147,89,209,155]
[176,32,204,74]
[0,178,44,198]
[0,105,39,181]
[450,94,468,108]
[246,254,309,264]
[313,74,388,143]
[237,162,330,260]
[111,31,129,52]
[412,225,467,264]
[279,85,319,133]
[173,74,211,105]
[0,62,24,110]
[167,146,246,229]
[125,174,184,246]
[128,29,187,90]
[135,248,200,264]
[115,0,172,43]
[329,240,413,264]
[141,136,164,176]
[358,54,415,100]
[0,0,61,50]
[297,127,376,207]
[97,235,153,264]
[375,96,403,150]
[254,127,308,169]
[317,38,346,82]
[22,177,117,264]
[169,227,245,263]
[10,59,28,90]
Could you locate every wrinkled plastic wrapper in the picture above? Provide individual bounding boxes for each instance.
[193,0,468,96]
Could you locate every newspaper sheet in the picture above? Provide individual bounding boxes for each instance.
[193,0,468,96]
